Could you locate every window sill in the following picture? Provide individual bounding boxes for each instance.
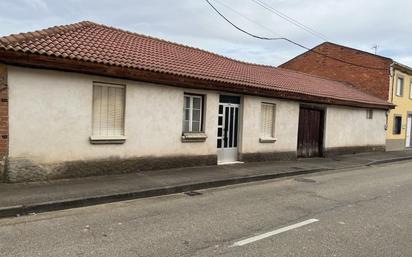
[259,137,277,143]
[90,136,126,144]
[181,132,207,143]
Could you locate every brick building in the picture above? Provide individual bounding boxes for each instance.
[281,42,412,151]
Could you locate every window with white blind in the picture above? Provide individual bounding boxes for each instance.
[91,82,125,142]
[260,103,276,142]
[183,94,203,133]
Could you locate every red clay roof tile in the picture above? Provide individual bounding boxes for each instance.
[0,21,392,108]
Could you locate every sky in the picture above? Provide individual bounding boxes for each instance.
[1,0,412,67]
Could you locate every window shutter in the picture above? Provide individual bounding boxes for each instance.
[366,109,373,120]
[92,85,103,136]
[92,83,125,137]
[261,103,274,138]
[114,87,125,135]
[107,86,116,136]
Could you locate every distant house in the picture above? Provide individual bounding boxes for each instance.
[281,42,412,151]
[0,22,392,182]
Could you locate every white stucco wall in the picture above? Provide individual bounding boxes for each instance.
[240,95,300,153]
[7,66,388,166]
[8,66,219,163]
[324,106,386,148]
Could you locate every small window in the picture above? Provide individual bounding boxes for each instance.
[366,109,373,119]
[393,116,402,135]
[183,94,203,133]
[92,82,125,138]
[396,76,404,97]
[410,80,412,99]
[261,103,276,138]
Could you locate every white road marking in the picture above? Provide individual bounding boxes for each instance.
[232,218,319,247]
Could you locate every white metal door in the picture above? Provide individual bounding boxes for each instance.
[217,103,240,163]
[406,115,412,148]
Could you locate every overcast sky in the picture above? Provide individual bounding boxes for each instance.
[1,0,412,67]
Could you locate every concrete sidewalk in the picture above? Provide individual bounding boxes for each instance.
[1,150,412,218]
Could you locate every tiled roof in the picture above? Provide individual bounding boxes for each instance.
[0,21,392,108]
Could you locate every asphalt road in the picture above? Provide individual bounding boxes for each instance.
[1,160,412,257]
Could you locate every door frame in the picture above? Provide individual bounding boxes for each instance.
[297,104,326,158]
[217,95,241,164]
[406,112,412,148]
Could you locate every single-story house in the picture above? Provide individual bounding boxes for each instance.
[0,21,393,182]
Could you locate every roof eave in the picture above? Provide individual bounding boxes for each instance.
[280,41,393,68]
[392,61,412,75]
[0,49,393,110]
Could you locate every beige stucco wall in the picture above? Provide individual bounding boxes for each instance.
[8,66,220,163]
[324,106,386,148]
[386,68,412,150]
[240,95,300,153]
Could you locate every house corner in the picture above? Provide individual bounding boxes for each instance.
[0,64,8,182]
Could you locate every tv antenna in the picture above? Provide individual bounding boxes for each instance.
[371,44,379,55]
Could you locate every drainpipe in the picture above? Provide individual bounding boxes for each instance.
[390,62,395,103]
[387,62,396,131]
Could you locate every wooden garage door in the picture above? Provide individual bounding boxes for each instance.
[297,107,325,158]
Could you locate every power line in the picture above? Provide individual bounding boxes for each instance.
[205,0,388,71]
[251,0,328,41]
[205,0,285,41]
[213,0,281,38]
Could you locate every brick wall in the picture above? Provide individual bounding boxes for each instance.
[280,43,393,100]
[0,64,8,181]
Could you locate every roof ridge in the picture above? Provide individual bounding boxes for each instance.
[1,20,289,71]
[0,21,96,45]
[280,41,393,68]
[0,21,393,108]
[88,21,277,70]
[321,42,392,61]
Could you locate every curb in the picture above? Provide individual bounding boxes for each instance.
[0,205,23,218]
[366,156,412,166]
[0,167,333,219]
[1,156,411,219]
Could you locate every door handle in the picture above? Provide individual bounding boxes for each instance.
[224,127,228,142]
